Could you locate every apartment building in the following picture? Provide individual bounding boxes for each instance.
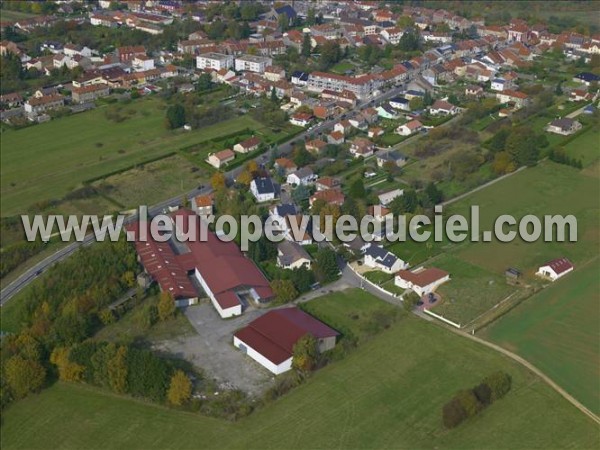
[196,52,234,70]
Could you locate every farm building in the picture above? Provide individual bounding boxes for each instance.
[234,307,338,375]
[535,258,574,281]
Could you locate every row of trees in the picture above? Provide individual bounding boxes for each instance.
[443,371,512,428]
[489,125,549,174]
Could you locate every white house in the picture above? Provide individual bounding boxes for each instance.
[250,177,276,202]
[363,244,408,273]
[378,189,404,206]
[395,267,450,296]
[396,119,423,136]
[535,258,574,281]
[429,100,459,115]
[290,112,312,127]
[207,149,235,169]
[389,96,411,111]
[546,118,582,136]
[233,136,261,153]
[286,167,317,186]
[277,240,312,270]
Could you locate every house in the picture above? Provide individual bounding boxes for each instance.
[0,92,24,109]
[368,205,392,222]
[546,118,582,136]
[310,188,345,207]
[131,210,273,313]
[291,71,309,86]
[234,54,272,73]
[71,84,110,103]
[327,131,345,145]
[396,119,423,136]
[573,72,600,86]
[191,194,213,216]
[378,189,403,206]
[350,137,375,158]
[287,167,317,186]
[24,94,65,116]
[334,120,353,135]
[290,112,312,127]
[491,78,513,92]
[305,139,327,154]
[368,127,384,139]
[429,100,459,116]
[233,307,338,375]
[496,90,530,108]
[274,158,297,174]
[233,136,261,154]
[376,104,402,120]
[395,267,450,296]
[465,85,484,97]
[315,177,340,192]
[569,89,593,102]
[250,177,276,202]
[264,65,286,82]
[269,203,298,222]
[196,53,234,70]
[284,214,312,245]
[377,150,407,168]
[344,235,371,254]
[364,244,408,273]
[535,258,574,281]
[389,96,411,111]
[207,149,235,169]
[349,114,368,130]
[277,240,312,270]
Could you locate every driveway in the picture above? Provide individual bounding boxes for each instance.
[153,302,275,397]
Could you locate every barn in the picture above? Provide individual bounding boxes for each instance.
[234,307,339,375]
[535,258,574,281]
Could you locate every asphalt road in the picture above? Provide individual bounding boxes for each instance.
[0,84,407,306]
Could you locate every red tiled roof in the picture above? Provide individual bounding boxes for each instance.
[397,267,449,287]
[234,307,339,364]
[541,258,573,275]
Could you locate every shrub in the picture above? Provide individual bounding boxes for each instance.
[442,397,468,429]
[483,371,512,401]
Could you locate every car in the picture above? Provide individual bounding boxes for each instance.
[428,296,437,304]
[197,184,205,190]
[34,269,43,276]
[417,300,424,306]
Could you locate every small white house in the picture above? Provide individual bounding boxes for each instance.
[395,267,450,296]
[250,177,276,202]
[363,244,408,273]
[396,119,423,136]
[286,167,317,186]
[535,258,574,281]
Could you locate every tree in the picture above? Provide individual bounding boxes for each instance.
[236,170,253,187]
[398,29,419,52]
[165,104,186,129]
[292,333,319,373]
[487,127,510,153]
[409,97,423,110]
[482,371,512,401]
[301,32,312,58]
[318,41,342,71]
[442,397,468,429]
[271,279,299,304]
[211,172,227,191]
[348,178,365,199]
[108,345,128,394]
[278,13,289,32]
[167,370,192,406]
[292,146,314,167]
[424,182,443,204]
[306,7,316,26]
[455,389,483,417]
[492,151,516,175]
[50,347,85,382]
[504,126,540,166]
[197,72,213,92]
[314,248,339,283]
[403,291,421,311]
[4,355,46,399]
[158,292,176,322]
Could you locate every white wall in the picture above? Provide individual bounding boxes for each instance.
[194,268,242,318]
[234,336,292,375]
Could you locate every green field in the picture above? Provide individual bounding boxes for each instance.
[3,310,598,449]
[563,126,600,168]
[430,254,518,326]
[482,258,600,415]
[0,98,271,216]
[0,9,37,21]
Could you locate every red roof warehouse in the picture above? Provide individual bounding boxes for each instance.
[234,307,339,374]
[130,209,273,317]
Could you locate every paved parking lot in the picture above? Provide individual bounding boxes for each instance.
[153,302,276,397]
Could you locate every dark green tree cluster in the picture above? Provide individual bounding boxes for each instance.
[548,148,583,169]
[314,248,339,283]
[443,371,512,428]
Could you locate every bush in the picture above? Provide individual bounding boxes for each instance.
[442,397,468,429]
[483,371,512,401]
[473,382,492,406]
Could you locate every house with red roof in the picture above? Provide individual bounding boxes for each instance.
[536,258,574,281]
[233,307,339,374]
[395,267,450,296]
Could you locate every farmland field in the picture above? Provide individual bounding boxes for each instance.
[2,306,598,449]
[563,126,600,168]
[0,9,37,21]
[0,98,274,216]
[482,258,600,415]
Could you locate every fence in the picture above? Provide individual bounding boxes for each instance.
[423,309,461,329]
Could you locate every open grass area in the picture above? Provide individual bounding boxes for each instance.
[330,61,354,75]
[363,270,394,286]
[430,254,519,326]
[563,126,600,167]
[482,258,600,415]
[0,98,272,216]
[451,161,599,276]
[93,154,208,210]
[2,312,598,449]
[0,9,37,21]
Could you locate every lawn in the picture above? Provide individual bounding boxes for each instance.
[563,126,600,168]
[330,61,354,75]
[450,161,600,276]
[429,254,519,326]
[93,154,209,210]
[0,98,271,216]
[0,9,37,21]
[482,258,600,415]
[363,270,394,286]
[2,312,598,449]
